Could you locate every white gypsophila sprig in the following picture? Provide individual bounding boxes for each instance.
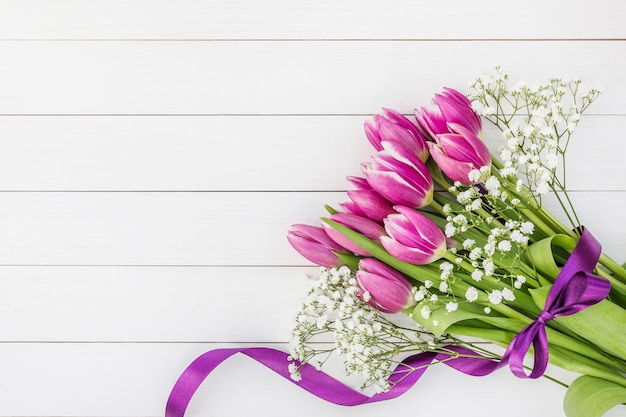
[469,67,602,229]
[288,266,451,393]
[437,175,536,311]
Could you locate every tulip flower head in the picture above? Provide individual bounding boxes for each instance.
[287,224,346,267]
[356,258,416,314]
[340,188,395,223]
[322,213,386,256]
[427,123,492,184]
[415,87,481,138]
[365,108,429,162]
[381,206,447,265]
[362,145,434,209]
[415,88,491,184]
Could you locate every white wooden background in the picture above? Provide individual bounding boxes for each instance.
[0,1,625,416]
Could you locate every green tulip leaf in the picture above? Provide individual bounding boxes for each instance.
[524,233,576,286]
[564,375,626,417]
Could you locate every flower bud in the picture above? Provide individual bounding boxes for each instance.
[381,206,447,264]
[322,213,386,256]
[362,146,433,209]
[415,88,491,184]
[287,224,346,267]
[427,123,491,184]
[365,108,429,162]
[415,87,481,138]
[340,188,395,223]
[356,258,416,313]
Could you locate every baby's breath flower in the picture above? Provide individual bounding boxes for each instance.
[465,287,479,302]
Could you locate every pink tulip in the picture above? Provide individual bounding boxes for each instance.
[415,88,491,184]
[287,224,346,267]
[356,258,416,313]
[415,87,481,138]
[365,108,429,162]
[427,123,492,184]
[322,213,386,256]
[340,189,395,223]
[381,206,447,265]
[362,145,433,209]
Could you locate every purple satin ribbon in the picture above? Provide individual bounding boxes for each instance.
[165,228,610,416]
[165,345,500,417]
[500,228,610,378]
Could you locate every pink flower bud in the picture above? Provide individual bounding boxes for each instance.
[365,108,429,162]
[415,88,491,184]
[381,206,447,264]
[362,146,433,209]
[287,224,346,267]
[340,189,395,223]
[427,123,491,184]
[357,258,416,313]
[322,213,386,256]
[415,87,481,138]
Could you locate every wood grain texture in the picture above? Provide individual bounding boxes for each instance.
[0,0,623,39]
[0,191,623,266]
[0,115,621,191]
[1,1,625,417]
[0,41,624,114]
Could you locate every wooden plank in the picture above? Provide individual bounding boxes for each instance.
[0,41,624,114]
[0,342,575,416]
[0,191,623,266]
[0,0,622,40]
[0,266,315,342]
[0,115,621,191]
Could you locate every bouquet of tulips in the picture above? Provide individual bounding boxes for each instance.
[286,68,626,417]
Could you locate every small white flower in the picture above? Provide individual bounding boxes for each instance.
[439,281,449,292]
[425,280,433,289]
[482,259,495,276]
[429,294,439,302]
[465,287,479,302]
[471,269,484,282]
[497,240,512,252]
[485,176,501,193]
[414,289,425,301]
[446,302,458,312]
[468,169,482,183]
[502,288,516,301]
[469,247,482,260]
[488,290,503,305]
[484,307,492,314]
[520,222,535,234]
[545,153,559,169]
[463,239,476,250]
[420,306,431,319]
[514,275,527,289]
[289,363,302,381]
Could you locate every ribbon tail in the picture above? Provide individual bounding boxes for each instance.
[165,346,505,416]
[505,322,548,379]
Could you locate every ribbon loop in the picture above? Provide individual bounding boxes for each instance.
[503,228,610,379]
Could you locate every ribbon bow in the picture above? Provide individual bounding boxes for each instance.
[501,228,610,378]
